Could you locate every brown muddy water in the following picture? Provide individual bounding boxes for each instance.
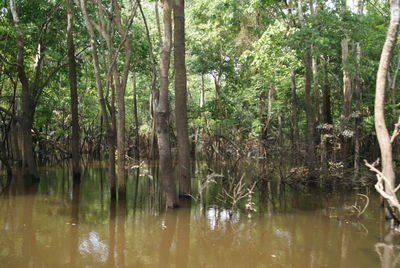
[0,162,399,268]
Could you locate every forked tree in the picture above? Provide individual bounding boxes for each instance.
[157,0,178,208]
[366,0,400,229]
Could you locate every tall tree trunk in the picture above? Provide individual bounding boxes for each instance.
[303,52,318,178]
[340,37,352,165]
[200,74,205,108]
[138,0,158,159]
[114,69,127,199]
[320,56,333,174]
[354,42,362,177]
[312,53,320,123]
[173,0,191,196]
[67,0,81,181]
[298,0,317,178]
[291,71,300,164]
[309,0,320,123]
[375,0,400,192]
[111,0,134,199]
[321,55,333,125]
[132,72,140,159]
[157,0,178,208]
[354,13,363,176]
[10,0,39,182]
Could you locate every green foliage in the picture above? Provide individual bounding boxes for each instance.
[0,0,398,177]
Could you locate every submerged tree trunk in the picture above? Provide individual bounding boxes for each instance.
[115,71,127,199]
[298,0,317,178]
[67,0,81,181]
[10,0,39,182]
[173,0,191,196]
[79,0,116,198]
[112,0,134,199]
[157,0,178,208]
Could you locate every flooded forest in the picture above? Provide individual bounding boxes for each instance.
[2,0,400,267]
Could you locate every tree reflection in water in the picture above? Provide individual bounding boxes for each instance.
[375,231,400,268]
[69,180,80,266]
[158,209,177,267]
[22,181,38,267]
[2,165,400,267]
[176,198,191,268]
[117,199,127,268]
[108,199,116,267]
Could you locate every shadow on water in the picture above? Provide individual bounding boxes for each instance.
[108,199,116,268]
[0,162,398,267]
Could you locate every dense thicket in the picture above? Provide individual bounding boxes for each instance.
[0,0,399,201]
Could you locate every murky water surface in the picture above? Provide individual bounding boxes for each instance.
[0,163,399,267]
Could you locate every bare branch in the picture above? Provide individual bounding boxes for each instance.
[365,159,400,212]
[356,194,369,218]
[391,118,400,143]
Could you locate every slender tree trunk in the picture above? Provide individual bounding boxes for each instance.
[340,10,352,128]
[138,0,158,159]
[155,0,162,46]
[321,56,333,174]
[341,37,352,165]
[258,90,266,157]
[375,0,400,191]
[132,72,140,159]
[354,42,363,176]
[173,0,191,196]
[291,71,300,164]
[111,0,134,199]
[114,70,127,199]
[261,86,274,141]
[309,0,320,123]
[67,0,81,181]
[321,55,333,125]
[79,0,116,198]
[200,74,205,108]
[157,0,178,208]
